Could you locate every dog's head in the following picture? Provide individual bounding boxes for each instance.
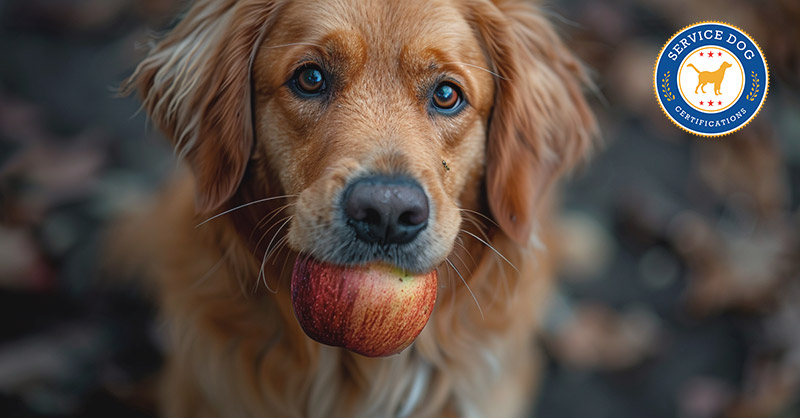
[127,0,594,275]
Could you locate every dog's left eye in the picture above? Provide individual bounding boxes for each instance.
[291,65,327,96]
[431,82,464,114]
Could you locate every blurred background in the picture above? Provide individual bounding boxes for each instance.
[0,0,798,417]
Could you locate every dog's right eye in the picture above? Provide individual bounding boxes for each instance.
[291,65,327,96]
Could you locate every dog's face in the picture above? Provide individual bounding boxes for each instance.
[128,0,595,274]
[251,0,494,273]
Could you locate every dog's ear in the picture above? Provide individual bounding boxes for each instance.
[124,0,280,214]
[465,0,596,245]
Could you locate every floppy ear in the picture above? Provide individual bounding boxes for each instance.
[465,0,596,245]
[124,0,280,214]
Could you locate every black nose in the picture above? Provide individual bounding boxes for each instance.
[344,176,429,245]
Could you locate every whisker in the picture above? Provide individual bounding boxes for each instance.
[446,258,484,320]
[259,216,294,293]
[278,249,295,282]
[455,236,478,269]
[461,230,519,272]
[256,263,273,294]
[262,42,325,50]
[254,202,296,233]
[455,232,504,312]
[251,250,267,294]
[438,261,457,318]
[264,236,289,293]
[195,195,298,228]
[252,214,293,260]
[459,208,498,227]
[451,246,474,277]
[248,202,295,243]
[251,214,292,294]
[443,61,508,80]
[461,214,492,243]
[267,236,290,265]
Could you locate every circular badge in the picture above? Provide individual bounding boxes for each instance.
[654,22,768,137]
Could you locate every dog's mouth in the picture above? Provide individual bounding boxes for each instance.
[290,255,438,357]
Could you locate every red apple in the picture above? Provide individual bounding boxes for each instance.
[290,257,437,357]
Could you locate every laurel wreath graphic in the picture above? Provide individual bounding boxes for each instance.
[746,71,760,101]
[661,71,675,101]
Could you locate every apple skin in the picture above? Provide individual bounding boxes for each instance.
[290,257,438,357]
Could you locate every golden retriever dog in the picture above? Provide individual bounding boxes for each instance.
[687,61,733,95]
[121,0,595,416]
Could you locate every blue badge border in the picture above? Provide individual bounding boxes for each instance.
[653,21,769,137]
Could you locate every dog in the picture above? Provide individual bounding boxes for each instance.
[687,61,732,95]
[120,0,595,416]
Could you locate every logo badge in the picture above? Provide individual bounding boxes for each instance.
[654,22,768,137]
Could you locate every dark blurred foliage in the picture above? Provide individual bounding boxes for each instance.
[0,1,179,417]
[536,1,800,417]
[0,1,798,418]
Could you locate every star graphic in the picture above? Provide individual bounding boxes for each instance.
[708,101,714,106]
[700,101,705,105]
[717,52,722,57]
[699,52,704,57]
[718,101,722,105]
[708,52,715,59]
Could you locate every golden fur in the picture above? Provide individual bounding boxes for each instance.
[121,0,595,416]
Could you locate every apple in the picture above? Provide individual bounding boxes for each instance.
[290,257,438,357]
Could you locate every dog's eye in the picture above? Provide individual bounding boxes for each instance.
[292,65,326,96]
[431,82,463,113]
